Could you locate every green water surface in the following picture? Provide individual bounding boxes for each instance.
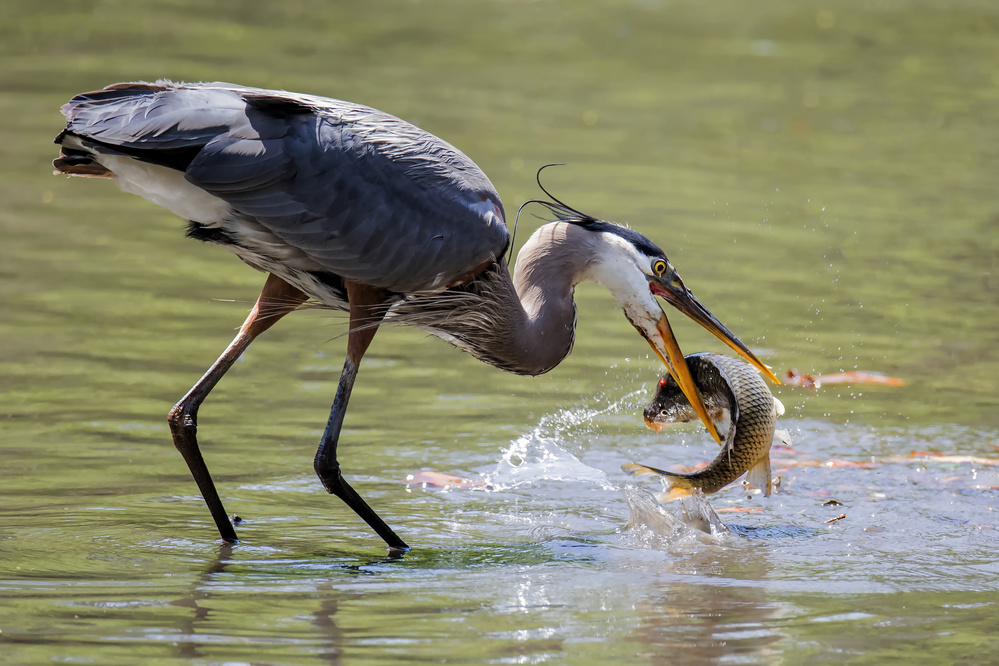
[2,1,998,663]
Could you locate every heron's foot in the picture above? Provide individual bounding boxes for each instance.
[167,401,239,542]
[313,459,410,551]
[223,514,242,542]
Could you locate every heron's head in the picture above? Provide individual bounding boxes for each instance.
[574,218,778,443]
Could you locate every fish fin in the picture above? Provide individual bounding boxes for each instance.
[654,485,694,503]
[773,428,793,447]
[713,408,733,447]
[745,456,772,497]
[773,397,785,417]
[622,462,672,478]
[624,463,695,502]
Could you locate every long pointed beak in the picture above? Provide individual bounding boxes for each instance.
[642,278,778,445]
[644,312,724,443]
[650,281,780,385]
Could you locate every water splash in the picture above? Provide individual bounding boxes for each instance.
[621,485,730,550]
[486,423,615,491]
[484,391,644,492]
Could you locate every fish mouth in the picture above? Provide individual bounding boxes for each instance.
[644,312,723,443]
[643,278,777,445]
[643,413,665,432]
[649,280,779,385]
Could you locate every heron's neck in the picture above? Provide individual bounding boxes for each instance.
[498,222,597,375]
[395,222,598,376]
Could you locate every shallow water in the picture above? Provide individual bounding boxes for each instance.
[2,0,999,663]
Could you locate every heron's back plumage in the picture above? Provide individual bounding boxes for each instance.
[55,81,509,295]
[53,82,647,380]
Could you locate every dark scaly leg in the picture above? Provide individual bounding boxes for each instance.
[314,280,409,551]
[168,273,308,542]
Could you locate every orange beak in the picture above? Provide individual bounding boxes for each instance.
[644,312,724,443]
[646,276,778,444]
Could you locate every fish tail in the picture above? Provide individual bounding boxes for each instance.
[622,463,695,503]
[654,482,696,503]
[621,462,673,478]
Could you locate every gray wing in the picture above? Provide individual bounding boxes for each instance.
[59,81,509,293]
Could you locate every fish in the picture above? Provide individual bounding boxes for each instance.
[782,368,905,388]
[405,470,486,489]
[623,352,783,501]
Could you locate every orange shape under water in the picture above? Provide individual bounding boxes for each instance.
[405,470,485,489]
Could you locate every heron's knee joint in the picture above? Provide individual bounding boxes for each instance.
[314,457,340,476]
[314,458,343,492]
[167,403,196,430]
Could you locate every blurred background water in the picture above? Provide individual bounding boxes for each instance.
[1,0,998,663]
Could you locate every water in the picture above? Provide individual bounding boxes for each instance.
[2,0,999,662]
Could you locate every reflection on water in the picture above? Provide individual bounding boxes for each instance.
[3,0,999,662]
[630,581,786,664]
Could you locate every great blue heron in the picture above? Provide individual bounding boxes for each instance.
[53,81,777,551]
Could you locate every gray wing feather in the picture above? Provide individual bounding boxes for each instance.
[61,81,509,293]
[63,83,247,150]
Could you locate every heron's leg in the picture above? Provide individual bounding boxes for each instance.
[168,273,308,542]
[314,281,409,551]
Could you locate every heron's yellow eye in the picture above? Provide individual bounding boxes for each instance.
[652,259,667,276]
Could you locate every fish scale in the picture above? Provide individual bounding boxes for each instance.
[624,352,780,498]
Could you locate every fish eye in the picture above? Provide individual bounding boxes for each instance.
[660,409,669,417]
[652,259,667,275]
